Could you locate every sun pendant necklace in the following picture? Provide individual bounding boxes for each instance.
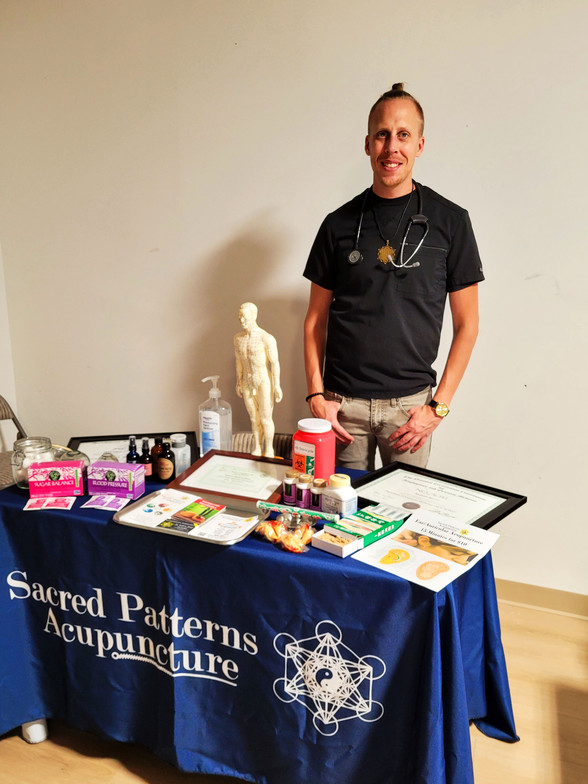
[372,188,415,265]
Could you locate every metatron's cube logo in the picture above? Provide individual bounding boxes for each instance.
[273,620,385,735]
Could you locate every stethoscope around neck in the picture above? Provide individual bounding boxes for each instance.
[348,182,429,268]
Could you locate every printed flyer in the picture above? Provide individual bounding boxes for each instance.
[351,510,499,592]
[114,488,259,545]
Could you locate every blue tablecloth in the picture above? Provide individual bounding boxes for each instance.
[0,484,517,784]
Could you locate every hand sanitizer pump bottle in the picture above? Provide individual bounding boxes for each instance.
[199,376,232,456]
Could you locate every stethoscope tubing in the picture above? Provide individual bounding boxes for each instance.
[349,183,429,268]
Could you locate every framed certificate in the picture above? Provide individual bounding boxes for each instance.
[169,450,290,512]
[351,462,526,530]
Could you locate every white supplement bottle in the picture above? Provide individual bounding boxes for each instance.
[170,433,191,476]
[321,473,358,517]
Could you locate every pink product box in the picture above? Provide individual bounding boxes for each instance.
[28,460,85,498]
[87,462,145,500]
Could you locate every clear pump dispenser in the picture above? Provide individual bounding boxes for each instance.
[198,375,232,456]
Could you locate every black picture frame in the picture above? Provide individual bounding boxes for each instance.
[67,432,199,463]
[351,462,526,530]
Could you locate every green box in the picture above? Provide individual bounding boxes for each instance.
[317,504,409,556]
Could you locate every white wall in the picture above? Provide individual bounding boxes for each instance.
[0,0,586,594]
[0,244,17,449]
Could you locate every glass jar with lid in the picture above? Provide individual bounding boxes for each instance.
[11,437,55,488]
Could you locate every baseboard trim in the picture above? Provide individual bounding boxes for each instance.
[496,579,588,619]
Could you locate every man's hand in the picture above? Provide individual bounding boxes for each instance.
[308,395,353,445]
[389,405,442,454]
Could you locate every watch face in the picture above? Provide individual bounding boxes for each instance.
[435,403,450,418]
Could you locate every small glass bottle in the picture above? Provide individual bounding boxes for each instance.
[126,435,140,463]
[139,437,154,480]
[151,437,163,470]
[157,441,176,482]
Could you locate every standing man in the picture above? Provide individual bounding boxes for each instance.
[234,302,283,458]
[303,83,483,470]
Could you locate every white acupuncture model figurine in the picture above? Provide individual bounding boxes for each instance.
[234,302,283,457]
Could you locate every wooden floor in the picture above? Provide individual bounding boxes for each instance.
[1,601,586,784]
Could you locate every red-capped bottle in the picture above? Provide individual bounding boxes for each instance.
[292,418,335,480]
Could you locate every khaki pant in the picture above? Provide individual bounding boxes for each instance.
[325,388,433,471]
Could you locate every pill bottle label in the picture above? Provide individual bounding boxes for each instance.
[158,458,175,481]
[321,493,358,517]
[292,440,315,475]
[200,410,221,454]
[310,490,322,512]
[296,486,310,509]
[283,480,296,505]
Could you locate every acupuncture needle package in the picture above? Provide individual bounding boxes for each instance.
[312,503,409,557]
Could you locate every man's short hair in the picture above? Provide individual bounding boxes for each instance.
[368,82,425,136]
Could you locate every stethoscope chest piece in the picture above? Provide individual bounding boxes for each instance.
[348,249,362,265]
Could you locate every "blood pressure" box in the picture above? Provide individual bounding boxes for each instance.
[87,461,145,499]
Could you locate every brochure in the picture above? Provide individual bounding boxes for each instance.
[170,497,226,525]
[351,510,499,592]
[114,488,259,545]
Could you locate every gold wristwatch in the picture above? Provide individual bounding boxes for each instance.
[428,399,450,418]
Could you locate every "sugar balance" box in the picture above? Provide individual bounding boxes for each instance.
[28,460,85,498]
[87,461,145,499]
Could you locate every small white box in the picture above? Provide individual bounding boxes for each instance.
[311,528,361,558]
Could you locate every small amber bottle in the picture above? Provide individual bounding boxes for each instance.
[157,441,176,482]
[151,437,163,472]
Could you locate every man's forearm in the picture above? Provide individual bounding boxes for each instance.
[304,325,326,395]
[434,285,479,405]
[434,323,478,405]
[303,283,332,395]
